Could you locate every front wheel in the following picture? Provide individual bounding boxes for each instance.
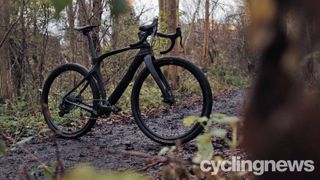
[131,57,213,145]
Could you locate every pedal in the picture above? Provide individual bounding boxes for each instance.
[98,104,121,115]
[111,105,122,114]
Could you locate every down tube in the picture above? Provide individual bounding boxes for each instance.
[108,55,145,105]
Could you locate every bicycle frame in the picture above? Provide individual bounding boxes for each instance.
[62,32,173,116]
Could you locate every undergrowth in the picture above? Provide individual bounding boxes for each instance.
[203,63,249,94]
[0,65,249,138]
[0,98,45,138]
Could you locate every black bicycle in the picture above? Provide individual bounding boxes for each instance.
[40,18,212,145]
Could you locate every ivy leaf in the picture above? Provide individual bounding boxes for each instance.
[211,128,227,139]
[158,147,170,156]
[183,116,198,127]
[193,133,213,163]
[212,116,239,125]
[61,164,148,180]
[197,117,208,123]
[183,116,207,127]
[210,113,226,119]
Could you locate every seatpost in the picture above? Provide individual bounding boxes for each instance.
[84,32,98,59]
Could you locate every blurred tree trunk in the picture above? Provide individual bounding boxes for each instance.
[159,0,166,32]
[67,2,76,62]
[77,0,90,66]
[111,16,120,48]
[202,0,210,65]
[38,4,50,90]
[0,0,12,101]
[92,0,102,54]
[302,20,319,82]
[111,0,132,49]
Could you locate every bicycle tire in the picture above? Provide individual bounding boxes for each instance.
[131,56,212,145]
[40,63,100,138]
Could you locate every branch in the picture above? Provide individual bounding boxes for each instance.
[0,13,22,49]
[0,0,28,49]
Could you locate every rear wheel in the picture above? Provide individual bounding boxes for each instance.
[40,63,99,138]
[131,57,212,145]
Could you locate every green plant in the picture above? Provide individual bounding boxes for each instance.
[204,64,249,93]
[181,114,246,179]
[154,114,243,179]
[184,114,239,163]
[0,98,45,138]
[61,164,149,180]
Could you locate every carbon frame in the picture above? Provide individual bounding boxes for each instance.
[62,40,172,116]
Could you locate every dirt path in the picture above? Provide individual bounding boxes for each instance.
[0,90,245,179]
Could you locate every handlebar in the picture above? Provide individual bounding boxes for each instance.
[129,18,183,54]
[157,28,183,54]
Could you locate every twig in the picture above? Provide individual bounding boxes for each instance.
[0,0,26,49]
[79,0,91,24]
[15,166,31,180]
[0,131,52,174]
[52,135,64,180]
[140,158,166,171]
[118,150,169,171]
[119,150,162,159]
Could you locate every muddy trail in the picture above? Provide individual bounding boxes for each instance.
[0,90,246,179]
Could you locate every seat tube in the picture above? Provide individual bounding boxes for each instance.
[84,32,98,59]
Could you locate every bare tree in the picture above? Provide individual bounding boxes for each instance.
[91,0,103,54]
[67,2,76,62]
[77,0,91,66]
[202,0,210,65]
[0,0,12,101]
[159,0,180,88]
[183,0,201,52]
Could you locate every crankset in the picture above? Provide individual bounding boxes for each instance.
[98,103,122,118]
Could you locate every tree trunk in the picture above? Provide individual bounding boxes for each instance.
[202,0,210,65]
[67,2,76,62]
[183,0,201,54]
[0,0,12,102]
[111,16,120,49]
[91,0,102,54]
[164,0,179,88]
[159,0,166,32]
[77,0,90,66]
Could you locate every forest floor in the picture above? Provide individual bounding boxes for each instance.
[0,90,246,179]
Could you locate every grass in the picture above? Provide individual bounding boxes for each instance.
[0,99,45,138]
[203,63,250,95]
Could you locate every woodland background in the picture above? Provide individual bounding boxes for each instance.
[1,0,320,179]
[0,0,250,136]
